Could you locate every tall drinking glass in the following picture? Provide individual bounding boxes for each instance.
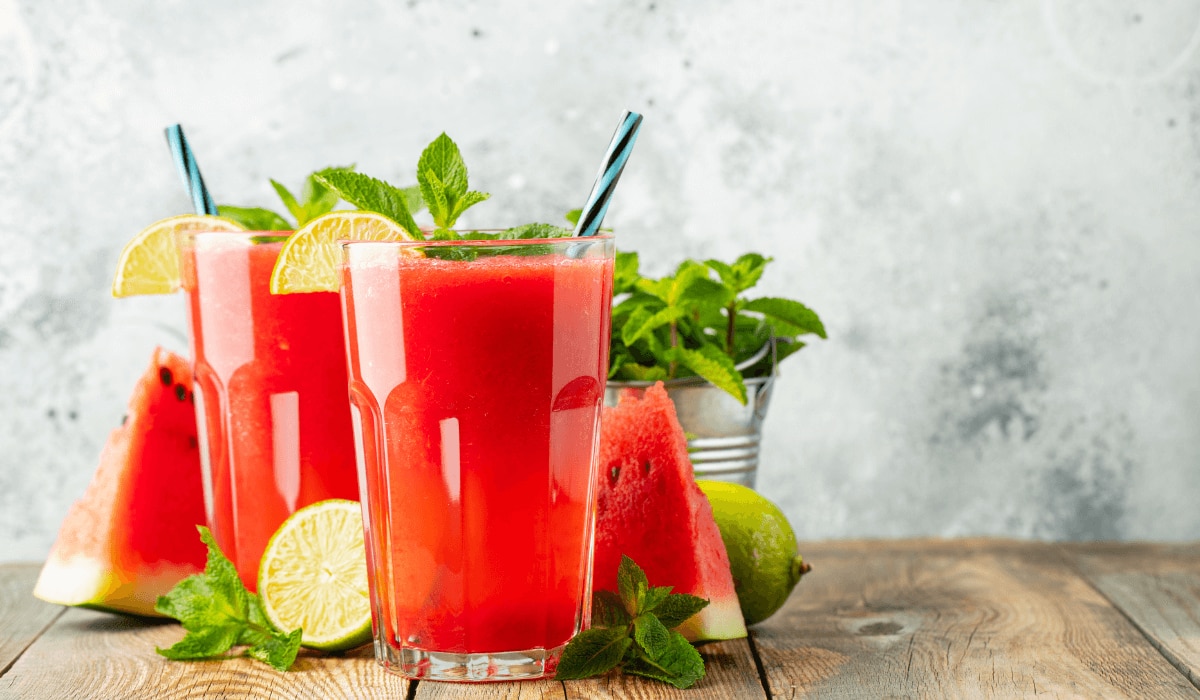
[340,235,614,681]
[179,231,359,591]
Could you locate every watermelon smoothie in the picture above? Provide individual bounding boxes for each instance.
[340,236,614,681]
[179,231,358,591]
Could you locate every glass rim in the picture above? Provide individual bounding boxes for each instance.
[179,230,293,246]
[339,233,613,250]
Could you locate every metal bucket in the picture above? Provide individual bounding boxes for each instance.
[604,342,776,489]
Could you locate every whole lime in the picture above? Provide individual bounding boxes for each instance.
[697,480,810,625]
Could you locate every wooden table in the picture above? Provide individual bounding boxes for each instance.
[4,539,1200,699]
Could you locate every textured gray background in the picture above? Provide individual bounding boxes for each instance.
[2,0,1199,562]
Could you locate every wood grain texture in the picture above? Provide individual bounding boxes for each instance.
[0,608,410,699]
[414,678,563,699]
[752,540,1200,699]
[1066,542,1200,692]
[0,564,62,677]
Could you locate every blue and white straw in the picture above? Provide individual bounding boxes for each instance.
[164,124,217,216]
[573,110,643,237]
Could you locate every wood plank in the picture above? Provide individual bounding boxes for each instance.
[0,608,411,699]
[751,539,1200,699]
[1066,542,1200,691]
[0,564,63,676]
[411,638,767,698]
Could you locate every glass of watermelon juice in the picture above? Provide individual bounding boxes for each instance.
[179,230,359,591]
[340,235,614,681]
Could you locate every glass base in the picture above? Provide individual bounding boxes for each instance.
[376,640,565,682]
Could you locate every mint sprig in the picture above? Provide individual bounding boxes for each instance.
[313,168,424,238]
[218,167,367,230]
[608,252,827,404]
[557,556,708,689]
[417,133,490,229]
[154,526,303,672]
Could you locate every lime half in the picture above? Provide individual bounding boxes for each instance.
[258,499,373,652]
[112,214,245,297]
[269,210,416,294]
[697,481,810,626]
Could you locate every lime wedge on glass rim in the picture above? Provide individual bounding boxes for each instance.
[257,499,373,652]
[269,210,417,294]
[111,214,245,297]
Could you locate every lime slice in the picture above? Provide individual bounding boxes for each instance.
[696,481,810,625]
[258,499,373,652]
[112,215,245,297]
[269,210,416,294]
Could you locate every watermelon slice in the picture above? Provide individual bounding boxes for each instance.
[593,382,747,641]
[34,348,207,616]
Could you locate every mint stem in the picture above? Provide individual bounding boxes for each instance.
[724,302,737,357]
[668,321,679,379]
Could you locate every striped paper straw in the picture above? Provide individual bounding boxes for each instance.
[164,124,217,216]
[573,110,643,237]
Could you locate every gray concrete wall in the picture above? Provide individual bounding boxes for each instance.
[2,0,1199,561]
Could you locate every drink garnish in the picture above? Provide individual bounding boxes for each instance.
[111,215,246,297]
[257,499,372,653]
[155,526,303,672]
[269,133,576,293]
[556,555,709,689]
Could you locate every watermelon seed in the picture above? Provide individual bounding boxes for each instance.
[610,466,620,484]
[159,367,173,386]
[174,384,188,401]
[643,460,651,474]
[188,435,198,449]
[121,414,128,426]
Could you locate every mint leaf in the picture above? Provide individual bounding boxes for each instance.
[632,613,670,657]
[565,208,582,225]
[298,169,346,223]
[498,223,572,239]
[314,169,421,238]
[642,585,673,614]
[156,624,241,660]
[421,168,450,226]
[731,253,770,292]
[416,133,488,228]
[743,297,827,339]
[617,555,650,615]
[614,251,641,294]
[593,590,632,628]
[677,277,733,308]
[622,306,686,347]
[155,526,302,672]
[217,205,291,231]
[450,190,490,223]
[247,628,304,672]
[555,626,632,680]
[269,180,304,223]
[625,631,705,689]
[615,363,670,382]
[672,344,747,405]
[774,337,806,364]
[704,259,736,287]
[418,134,468,205]
[652,593,710,629]
[668,262,712,306]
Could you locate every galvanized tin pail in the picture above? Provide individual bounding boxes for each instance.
[604,341,776,489]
